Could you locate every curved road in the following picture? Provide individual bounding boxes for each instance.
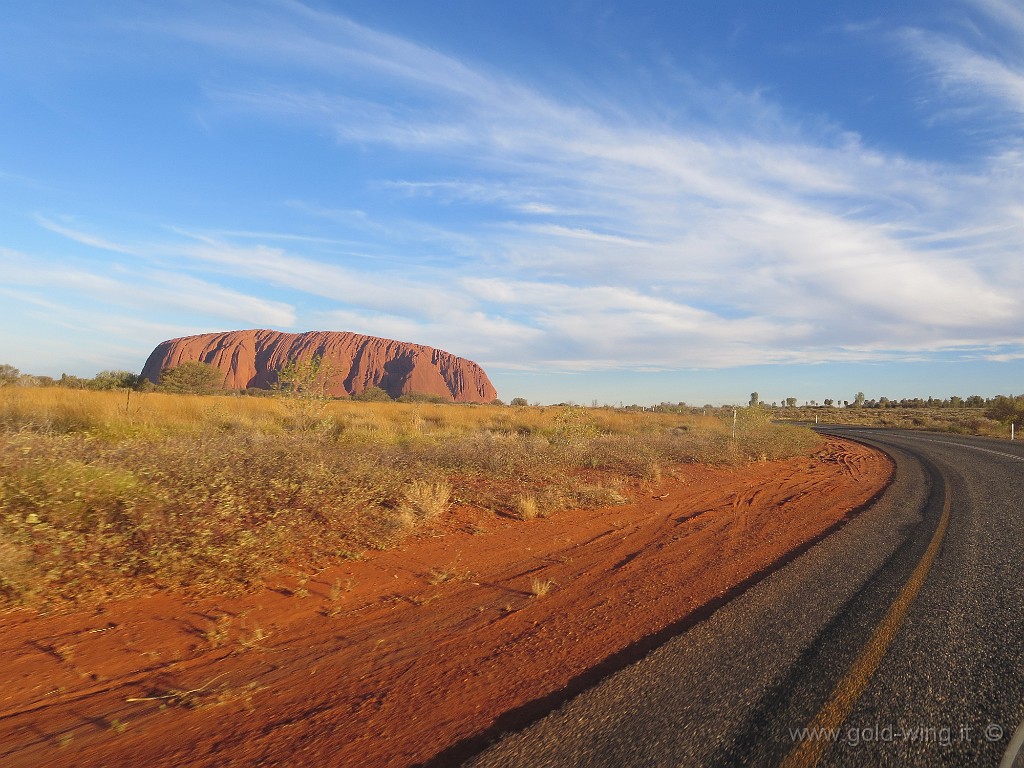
[465,427,1024,767]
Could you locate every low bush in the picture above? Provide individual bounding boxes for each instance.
[0,388,821,608]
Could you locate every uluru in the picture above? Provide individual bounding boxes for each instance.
[140,330,498,403]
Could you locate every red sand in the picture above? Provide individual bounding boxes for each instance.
[0,436,891,767]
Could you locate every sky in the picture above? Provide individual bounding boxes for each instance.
[2,0,1023,406]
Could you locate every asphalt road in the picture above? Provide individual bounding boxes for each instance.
[463,428,1024,767]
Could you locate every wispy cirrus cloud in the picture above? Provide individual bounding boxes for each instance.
[900,0,1024,123]
[36,215,140,255]
[66,2,1024,369]
[901,29,1024,116]
[5,0,1024,389]
[1,243,297,330]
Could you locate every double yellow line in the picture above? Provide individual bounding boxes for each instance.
[782,474,952,768]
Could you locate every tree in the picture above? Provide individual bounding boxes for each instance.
[785,397,797,408]
[854,391,866,407]
[749,392,760,407]
[275,355,335,399]
[823,399,834,407]
[158,362,223,394]
[89,370,141,390]
[396,392,448,404]
[352,385,391,402]
[0,364,19,387]
[273,355,340,430]
[510,397,529,407]
[986,395,1024,425]
[58,373,88,389]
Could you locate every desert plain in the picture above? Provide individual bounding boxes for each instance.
[0,387,892,767]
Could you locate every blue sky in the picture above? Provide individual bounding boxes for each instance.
[2,1,1022,405]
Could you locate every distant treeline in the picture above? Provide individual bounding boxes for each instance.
[831,395,995,409]
[0,365,142,392]
[628,395,1014,412]
[0,362,453,404]
[1,362,1021,422]
[635,394,1024,427]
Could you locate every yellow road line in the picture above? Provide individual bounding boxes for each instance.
[782,474,952,768]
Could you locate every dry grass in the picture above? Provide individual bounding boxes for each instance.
[425,564,470,585]
[773,405,1011,437]
[0,388,819,609]
[513,495,540,521]
[529,576,556,597]
[403,480,452,520]
[202,615,234,648]
[323,578,352,617]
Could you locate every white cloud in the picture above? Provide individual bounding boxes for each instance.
[903,29,1024,115]
[95,3,1024,368]
[35,216,139,255]
[900,0,1024,128]
[173,233,468,319]
[1,245,296,329]
[311,306,544,365]
[9,2,1024,379]
[968,0,1024,45]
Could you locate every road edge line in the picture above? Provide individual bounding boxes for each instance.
[1000,718,1024,768]
[780,471,952,768]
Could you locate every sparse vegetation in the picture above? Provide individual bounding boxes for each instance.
[203,615,234,648]
[403,480,452,520]
[425,562,470,585]
[529,576,555,597]
[89,370,141,391]
[274,354,337,430]
[0,386,820,609]
[157,362,224,395]
[323,577,352,617]
[353,385,391,402]
[513,494,540,520]
[0,364,21,387]
[986,395,1024,427]
[238,622,270,651]
[774,403,1016,437]
[274,354,335,399]
[125,671,235,709]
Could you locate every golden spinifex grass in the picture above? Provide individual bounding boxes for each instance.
[0,388,819,607]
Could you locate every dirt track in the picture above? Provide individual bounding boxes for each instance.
[0,436,891,768]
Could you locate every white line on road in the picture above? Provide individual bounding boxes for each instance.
[846,431,1024,463]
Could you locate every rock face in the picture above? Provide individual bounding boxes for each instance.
[140,330,498,403]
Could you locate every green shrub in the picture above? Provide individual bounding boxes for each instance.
[158,362,224,394]
[353,385,392,402]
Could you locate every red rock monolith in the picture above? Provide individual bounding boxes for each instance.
[140,330,498,402]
